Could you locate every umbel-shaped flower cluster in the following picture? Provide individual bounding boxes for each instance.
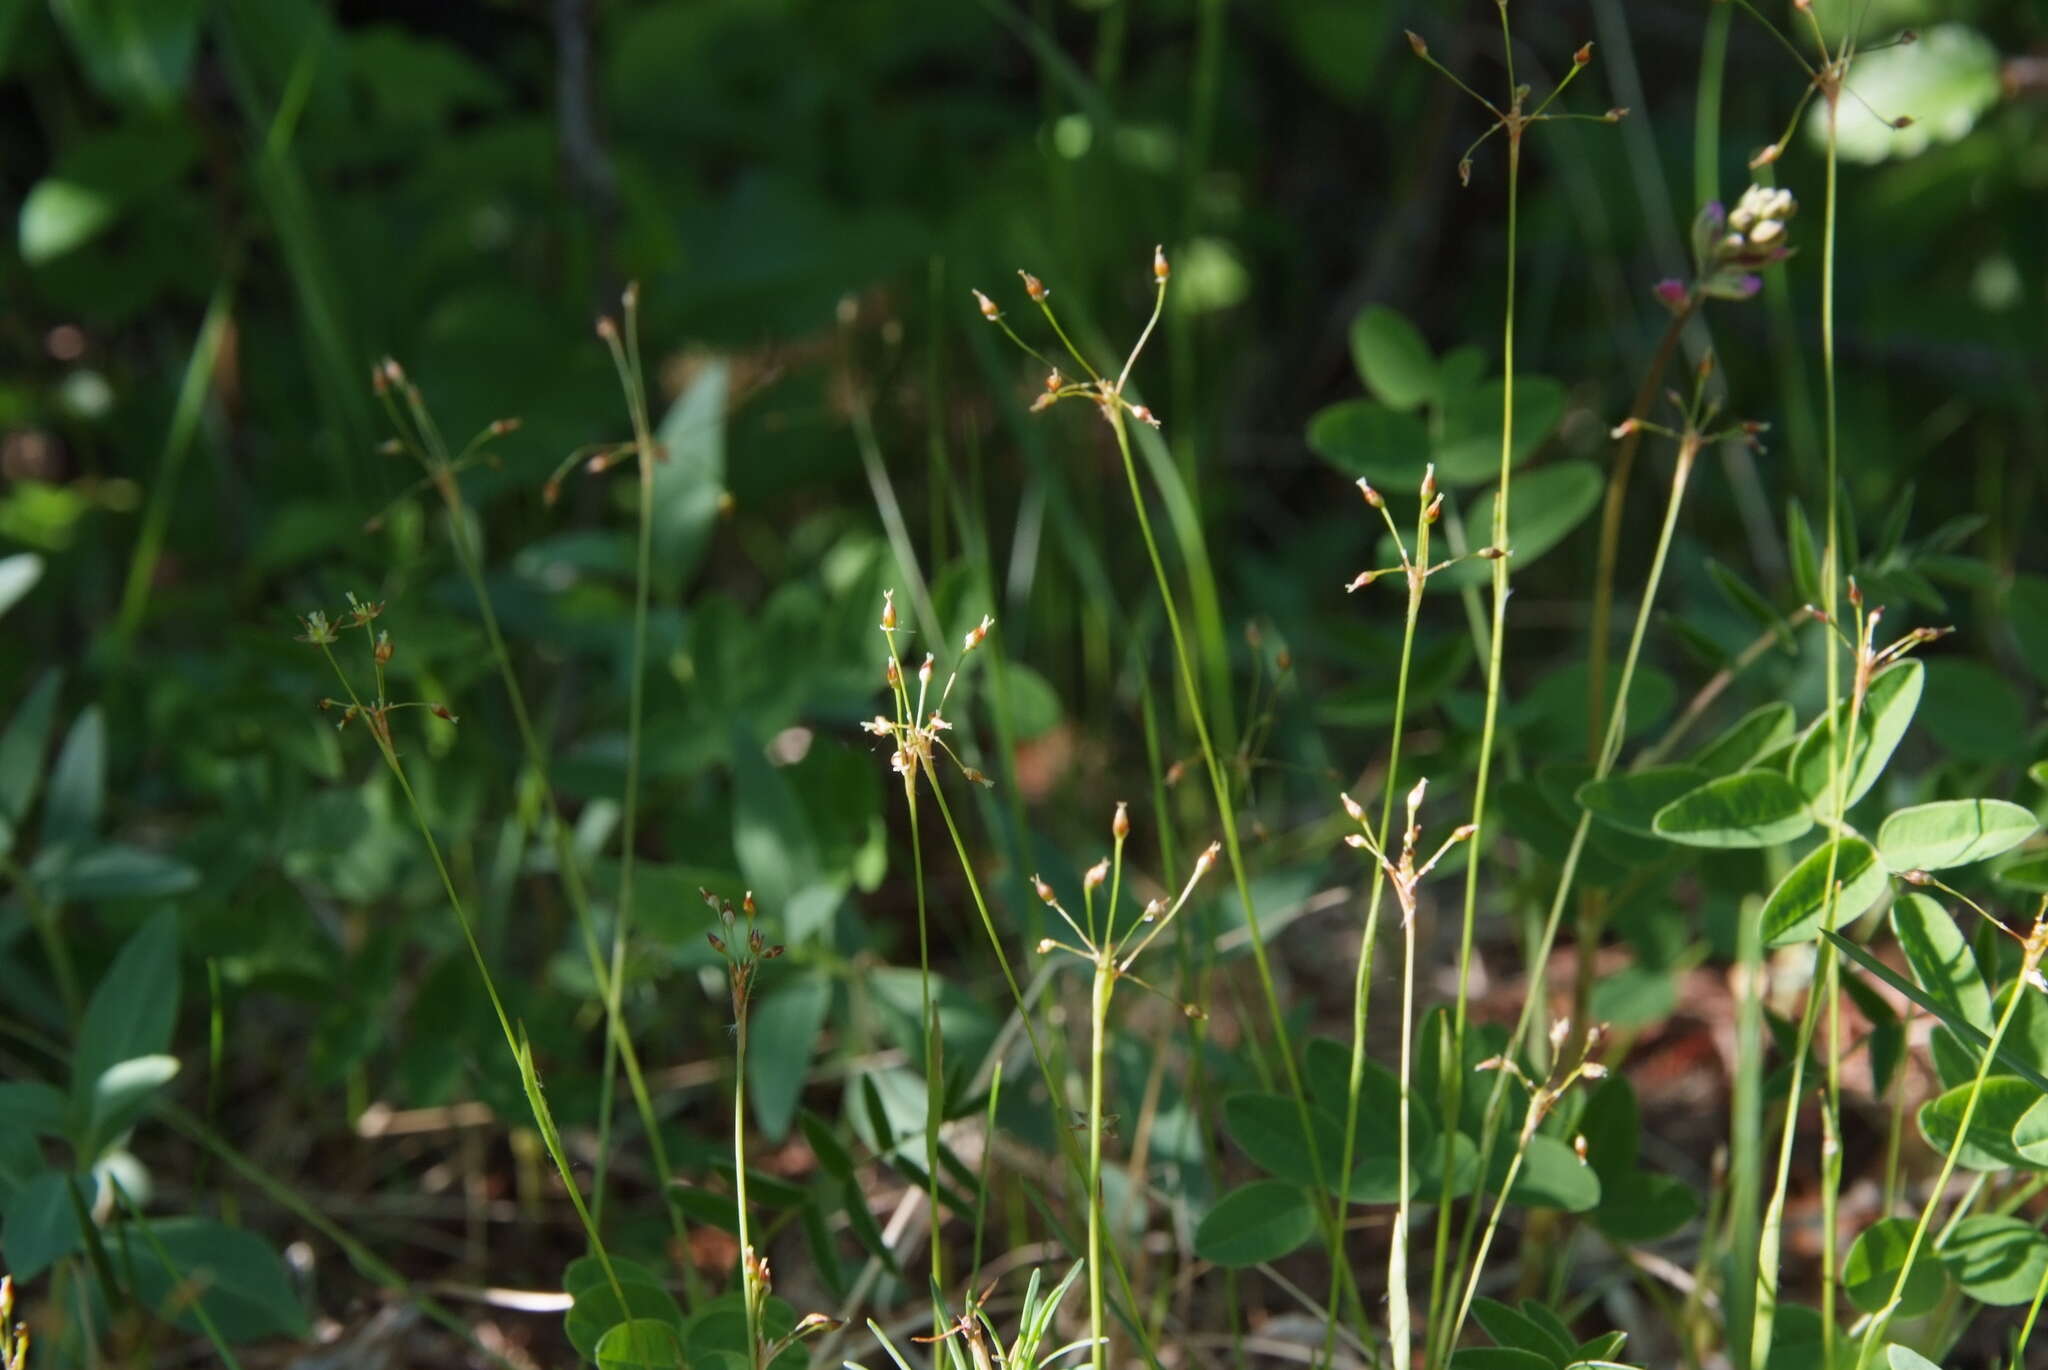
[863,590,996,793]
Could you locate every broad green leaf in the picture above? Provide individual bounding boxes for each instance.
[1760,837,1887,947]
[48,844,200,901]
[1573,1334,1629,1364]
[0,1083,68,1139]
[1593,1172,1696,1243]
[123,1217,310,1341]
[19,179,118,264]
[84,1053,179,1156]
[1843,1216,1946,1316]
[1786,661,1923,818]
[2008,1095,2048,1169]
[75,908,181,1096]
[564,1256,663,1298]
[1434,377,1566,484]
[1997,854,2048,893]
[651,358,728,590]
[49,0,207,110]
[686,1294,801,1370]
[40,705,105,850]
[567,1279,686,1361]
[0,670,62,840]
[1193,1180,1317,1266]
[1812,24,1999,164]
[0,552,42,619]
[1518,1302,1582,1362]
[1939,1214,2048,1305]
[2,1171,84,1279]
[1447,1350,1552,1370]
[1577,767,1705,838]
[1470,1297,1575,1364]
[1706,558,1792,650]
[1348,305,1435,411]
[1877,799,2039,873]
[1306,399,1434,486]
[1488,1132,1600,1213]
[1224,1092,1338,1190]
[2011,575,2048,685]
[1653,771,1814,849]
[746,975,832,1142]
[1690,702,1796,777]
[1890,893,1991,1035]
[1884,1349,1942,1370]
[597,1319,686,1369]
[1919,659,2025,765]
[729,726,838,943]
[1429,461,1600,591]
[1917,1077,2040,1172]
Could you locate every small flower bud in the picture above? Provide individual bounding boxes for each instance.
[743,890,757,918]
[1453,823,1478,842]
[1019,271,1047,302]
[1901,868,1933,886]
[884,656,901,687]
[1574,1133,1590,1162]
[1580,1061,1608,1079]
[1130,404,1161,428]
[1406,28,1428,57]
[374,631,393,664]
[1477,546,1506,560]
[382,358,406,386]
[1113,801,1130,841]
[1143,898,1165,922]
[1847,578,1863,608]
[1341,792,1366,822]
[1749,143,1782,168]
[749,928,765,955]
[1603,107,1628,123]
[1652,278,1690,311]
[1346,570,1379,593]
[1424,493,1444,524]
[491,417,521,436]
[1357,478,1384,508]
[1084,858,1110,891]
[1611,417,1640,439]
[1038,938,1057,954]
[881,590,897,631]
[1574,41,1593,65]
[1195,841,1221,877]
[1345,834,1369,848]
[1154,244,1170,281]
[1046,369,1062,392]
[596,316,618,340]
[1550,1016,1573,1051]
[430,704,457,723]
[919,653,934,685]
[1035,874,1057,904]
[1419,462,1437,502]
[708,932,726,955]
[964,614,994,652]
[1184,1002,1206,1020]
[974,289,1000,320]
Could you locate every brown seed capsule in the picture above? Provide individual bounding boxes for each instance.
[1113,801,1130,841]
[1019,271,1047,302]
[430,704,457,723]
[1424,493,1444,524]
[881,590,897,631]
[1357,478,1384,508]
[1346,570,1379,593]
[596,316,618,340]
[1604,107,1629,123]
[1046,369,1063,392]
[1154,244,1170,281]
[1084,858,1110,891]
[1035,874,1057,904]
[374,632,393,665]
[1406,28,1428,57]
[1194,841,1221,877]
[973,289,1000,320]
[1037,938,1057,954]
[1574,42,1593,65]
[1341,792,1366,822]
[1478,546,1507,560]
[1453,823,1479,842]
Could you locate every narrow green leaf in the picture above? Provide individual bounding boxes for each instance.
[1652,771,1814,849]
[0,553,43,620]
[1706,557,1792,649]
[0,669,63,827]
[40,704,105,850]
[1470,1297,1575,1363]
[1827,931,2048,1095]
[1876,798,2039,872]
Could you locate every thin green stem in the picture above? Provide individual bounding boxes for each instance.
[4,854,80,1028]
[736,1009,762,1370]
[1852,930,2039,1370]
[1109,408,1363,1340]
[912,791,948,1310]
[1433,125,1523,1370]
[1088,958,1115,1370]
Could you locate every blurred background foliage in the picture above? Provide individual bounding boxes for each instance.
[1,0,2045,1339]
